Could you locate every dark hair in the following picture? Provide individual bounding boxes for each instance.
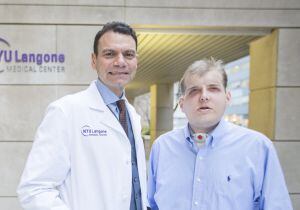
[93,21,137,55]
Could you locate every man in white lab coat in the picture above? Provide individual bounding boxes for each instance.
[17,22,147,210]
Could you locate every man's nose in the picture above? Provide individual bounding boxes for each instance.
[200,88,209,101]
[113,54,126,67]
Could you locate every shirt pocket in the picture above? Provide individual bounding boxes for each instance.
[205,158,255,210]
[212,166,250,199]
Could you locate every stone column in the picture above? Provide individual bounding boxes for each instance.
[249,29,300,209]
[150,83,174,145]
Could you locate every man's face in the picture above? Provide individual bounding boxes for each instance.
[91,31,137,96]
[179,70,231,133]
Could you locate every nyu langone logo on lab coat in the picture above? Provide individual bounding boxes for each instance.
[81,125,107,137]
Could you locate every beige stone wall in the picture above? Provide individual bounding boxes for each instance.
[0,25,92,209]
[150,84,173,145]
[275,29,300,208]
[0,1,300,26]
[1,1,300,209]
[249,31,278,138]
[249,29,300,209]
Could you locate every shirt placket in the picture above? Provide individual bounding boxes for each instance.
[191,145,208,210]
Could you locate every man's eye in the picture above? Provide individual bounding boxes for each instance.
[103,51,115,58]
[124,51,136,59]
[187,89,199,96]
[209,87,220,91]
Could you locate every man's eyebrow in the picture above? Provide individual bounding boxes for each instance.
[101,49,114,52]
[101,49,136,53]
[185,83,222,91]
[186,86,200,91]
[208,83,222,87]
[125,49,136,52]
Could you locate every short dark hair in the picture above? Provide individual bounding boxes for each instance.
[93,21,138,55]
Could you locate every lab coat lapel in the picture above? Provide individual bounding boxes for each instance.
[85,81,129,139]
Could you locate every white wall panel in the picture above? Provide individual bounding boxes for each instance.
[0,0,123,5]
[0,142,32,196]
[275,88,300,141]
[0,5,124,24]
[0,25,99,84]
[274,142,300,193]
[0,85,87,141]
[126,0,300,9]
[290,194,300,210]
[277,29,300,86]
[0,5,299,27]
[56,25,98,84]
[0,25,57,84]
[125,7,300,27]
[0,197,21,210]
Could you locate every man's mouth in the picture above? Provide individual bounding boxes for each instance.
[198,106,211,111]
[109,71,129,75]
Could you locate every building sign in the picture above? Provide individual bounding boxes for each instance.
[0,37,66,74]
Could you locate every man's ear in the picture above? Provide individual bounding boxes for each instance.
[225,90,231,105]
[179,96,184,109]
[135,54,138,68]
[91,53,96,69]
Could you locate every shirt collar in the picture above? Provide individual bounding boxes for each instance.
[184,118,230,147]
[208,118,231,147]
[183,124,193,144]
[95,79,125,105]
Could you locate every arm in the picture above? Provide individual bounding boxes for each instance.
[17,103,71,210]
[259,143,293,210]
[147,142,159,210]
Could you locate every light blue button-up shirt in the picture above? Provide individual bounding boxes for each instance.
[147,119,293,210]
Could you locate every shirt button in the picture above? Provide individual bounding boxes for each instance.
[197,178,201,182]
[194,201,198,206]
[134,177,138,182]
[199,156,203,160]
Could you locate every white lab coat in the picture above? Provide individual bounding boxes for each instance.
[17,81,147,210]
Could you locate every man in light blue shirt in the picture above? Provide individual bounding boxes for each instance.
[147,58,293,210]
